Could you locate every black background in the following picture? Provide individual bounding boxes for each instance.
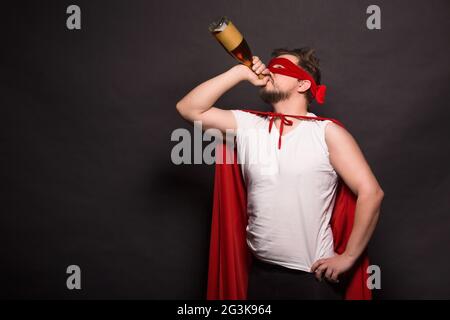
[1,0,450,299]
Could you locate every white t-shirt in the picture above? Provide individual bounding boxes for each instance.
[231,109,339,272]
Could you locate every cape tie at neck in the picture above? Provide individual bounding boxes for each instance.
[241,109,344,150]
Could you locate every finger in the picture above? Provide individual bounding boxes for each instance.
[330,271,340,283]
[311,259,324,272]
[252,61,262,71]
[255,76,270,86]
[261,68,270,75]
[325,268,334,280]
[315,265,326,281]
[251,56,261,65]
[315,270,323,281]
[255,64,266,74]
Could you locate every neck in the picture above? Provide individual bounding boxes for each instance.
[271,94,309,116]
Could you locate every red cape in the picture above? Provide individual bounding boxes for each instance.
[206,110,372,300]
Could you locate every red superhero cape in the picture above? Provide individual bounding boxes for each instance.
[206,110,372,300]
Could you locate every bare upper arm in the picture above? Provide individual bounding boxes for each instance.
[325,122,384,197]
[195,107,237,134]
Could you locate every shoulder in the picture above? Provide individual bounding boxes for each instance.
[307,112,349,136]
[306,112,356,150]
[323,120,351,138]
[306,113,341,135]
[231,109,267,129]
[323,119,359,154]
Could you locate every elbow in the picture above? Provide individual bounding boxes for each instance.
[373,188,384,217]
[359,186,385,202]
[176,101,201,123]
[176,101,184,114]
[376,187,385,202]
[176,101,188,119]
[378,188,385,199]
[374,188,384,218]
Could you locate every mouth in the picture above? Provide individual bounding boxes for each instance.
[265,76,274,85]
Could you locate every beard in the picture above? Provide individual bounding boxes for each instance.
[259,85,291,104]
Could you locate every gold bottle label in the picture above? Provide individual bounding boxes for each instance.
[214,21,243,52]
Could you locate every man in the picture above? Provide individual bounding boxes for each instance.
[176,47,384,299]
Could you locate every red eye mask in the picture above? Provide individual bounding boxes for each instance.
[267,57,327,104]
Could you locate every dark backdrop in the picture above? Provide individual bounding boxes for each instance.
[1,0,450,299]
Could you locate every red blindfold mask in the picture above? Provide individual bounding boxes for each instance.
[267,57,327,104]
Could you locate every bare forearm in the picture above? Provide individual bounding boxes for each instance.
[342,190,384,262]
[176,66,243,118]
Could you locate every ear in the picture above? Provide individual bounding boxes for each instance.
[297,80,311,93]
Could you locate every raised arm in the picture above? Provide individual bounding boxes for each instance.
[175,56,271,134]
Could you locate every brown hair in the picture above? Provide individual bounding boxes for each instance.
[271,47,322,104]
